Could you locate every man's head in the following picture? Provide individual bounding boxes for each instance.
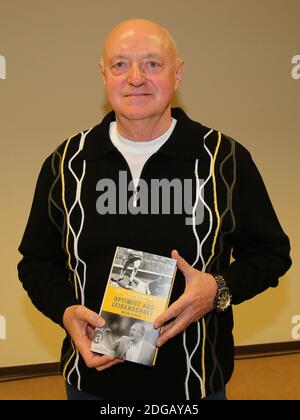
[129,322,146,344]
[100,19,184,125]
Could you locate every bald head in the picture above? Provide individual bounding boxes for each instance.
[101,19,181,68]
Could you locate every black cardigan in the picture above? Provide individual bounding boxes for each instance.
[18,108,291,399]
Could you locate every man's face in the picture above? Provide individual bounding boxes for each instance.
[101,23,184,123]
[129,323,144,343]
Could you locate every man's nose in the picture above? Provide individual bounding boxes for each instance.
[127,63,145,86]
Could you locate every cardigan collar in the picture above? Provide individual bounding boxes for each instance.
[80,108,211,161]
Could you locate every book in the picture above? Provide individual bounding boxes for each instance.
[91,246,177,366]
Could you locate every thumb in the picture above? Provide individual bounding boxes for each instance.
[77,306,105,329]
[171,249,193,276]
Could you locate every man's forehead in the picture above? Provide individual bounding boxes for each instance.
[104,28,171,56]
[108,51,163,62]
[107,36,166,51]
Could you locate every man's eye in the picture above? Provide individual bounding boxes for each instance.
[148,61,160,68]
[111,62,128,74]
[144,61,162,72]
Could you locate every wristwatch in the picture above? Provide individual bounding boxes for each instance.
[212,274,232,313]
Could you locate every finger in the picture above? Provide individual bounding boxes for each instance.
[76,306,105,329]
[87,325,95,340]
[157,313,190,347]
[80,343,110,366]
[96,358,125,372]
[158,319,175,334]
[153,295,188,329]
[84,352,115,369]
[172,249,193,276]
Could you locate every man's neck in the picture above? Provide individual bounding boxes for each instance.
[116,109,173,142]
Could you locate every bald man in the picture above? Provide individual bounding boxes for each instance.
[18,19,291,401]
[100,19,183,139]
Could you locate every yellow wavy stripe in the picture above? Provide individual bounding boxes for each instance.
[201,318,207,398]
[61,134,79,299]
[206,131,222,268]
[62,340,76,380]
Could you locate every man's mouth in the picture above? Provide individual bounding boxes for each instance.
[124,93,151,97]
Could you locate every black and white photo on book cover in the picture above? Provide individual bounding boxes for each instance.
[91,246,177,366]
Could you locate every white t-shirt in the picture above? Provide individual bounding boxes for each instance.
[109,119,177,190]
[125,340,143,362]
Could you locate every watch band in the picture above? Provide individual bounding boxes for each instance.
[212,274,232,312]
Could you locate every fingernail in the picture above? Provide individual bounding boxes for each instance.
[96,319,105,328]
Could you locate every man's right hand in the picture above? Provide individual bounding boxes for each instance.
[62,305,124,372]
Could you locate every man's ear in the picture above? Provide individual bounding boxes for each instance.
[99,59,106,85]
[174,60,185,91]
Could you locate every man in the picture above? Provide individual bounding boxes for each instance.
[18,19,291,400]
[114,322,156,365]
[119,250,143,286]
[92,322,156,365]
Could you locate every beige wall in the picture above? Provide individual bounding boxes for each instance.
[0,0,299,367]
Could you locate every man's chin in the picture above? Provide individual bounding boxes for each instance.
[119,108,157,122]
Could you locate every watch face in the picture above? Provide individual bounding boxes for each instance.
[213,274,232,312]
[218,292,231,311]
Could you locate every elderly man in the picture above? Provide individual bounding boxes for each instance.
[114,322,156,365]
[18,19,291,400]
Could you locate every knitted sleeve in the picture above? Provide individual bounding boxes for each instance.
[220,145,292,304]
[18,150,78,326]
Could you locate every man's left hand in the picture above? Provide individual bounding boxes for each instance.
[153,250,217,347]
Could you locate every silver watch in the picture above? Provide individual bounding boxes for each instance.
[212,274,232,312]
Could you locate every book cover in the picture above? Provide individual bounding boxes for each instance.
[91,246,177,366]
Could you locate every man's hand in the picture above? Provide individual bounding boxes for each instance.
[62,305,124,372]
[153,250,217,347]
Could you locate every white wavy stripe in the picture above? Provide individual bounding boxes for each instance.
[184,159,203,399]
[200,129,215,272]
[67,128,92,303]
[183,129,214,400]
[183,317,202,400]
[76,161,87,295]
[65,128,91,389]
[192,130,214,270]
[67,160,86,302]
[66,351,80,389]
[191,159,201,267]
